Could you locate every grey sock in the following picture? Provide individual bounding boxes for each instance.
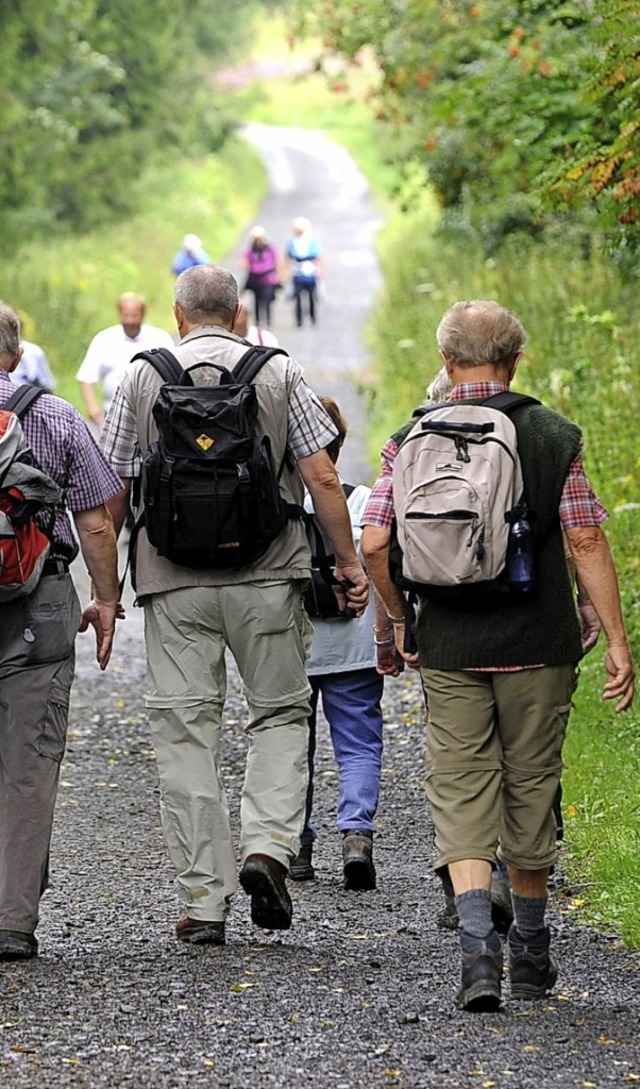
[511,894,547,940]
[454,889,493,938]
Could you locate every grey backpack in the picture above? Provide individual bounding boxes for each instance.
[391,392,538,600]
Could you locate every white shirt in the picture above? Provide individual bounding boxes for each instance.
[304,482,377,676]
[10,340,56,390]
[76,322,175,409]
[246,324,279,348]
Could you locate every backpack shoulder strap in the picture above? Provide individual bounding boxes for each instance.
[483,392,540,415]
[131,347,183,385]
[232,345,288,385]
[4,384,46,418]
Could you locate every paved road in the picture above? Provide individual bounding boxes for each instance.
[3,127,639,1089]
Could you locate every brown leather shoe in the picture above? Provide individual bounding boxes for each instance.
[239,853,292,930]
[176,916,226,945]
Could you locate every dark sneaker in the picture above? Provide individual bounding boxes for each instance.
[0,930,38,961]
[176,917,226,946]
[289,843,315,882]
[490,865,514,936]
[457,928,503,1012]
[508,924,557,1000]
[342,831,376,891]
[239,854,292,930]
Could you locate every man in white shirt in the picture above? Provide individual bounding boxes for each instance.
[76,293,174,425]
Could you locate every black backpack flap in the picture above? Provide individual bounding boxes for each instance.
[152,382,259,461]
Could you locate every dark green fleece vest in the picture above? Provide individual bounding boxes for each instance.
[394,401,585,669]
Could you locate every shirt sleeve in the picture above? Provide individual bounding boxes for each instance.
[559,451,609,530]
[99,385,141,479]
[63,411,124,512]
[76,333,106,383]
[361,437,399,528]
[286,380,338,461]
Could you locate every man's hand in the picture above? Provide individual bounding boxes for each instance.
[578,602,600,653]
[603,642,635,712]
[79,600,119,670]
[333,562,369,617]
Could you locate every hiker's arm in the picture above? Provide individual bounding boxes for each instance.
[105,480,132,538]
[565,525,635,711]
[297,449,368,616]
[74,504,120,670]
[78,381,103,425]
[360,524,406,624]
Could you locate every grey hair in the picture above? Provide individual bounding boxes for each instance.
[436,300,526,368]
[426,366,453,404]
[174,265,239,325]
[0,301,21,358]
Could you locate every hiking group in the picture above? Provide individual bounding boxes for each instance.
[0,270,634,1014]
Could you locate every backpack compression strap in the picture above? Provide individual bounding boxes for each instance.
[3,384,46,418]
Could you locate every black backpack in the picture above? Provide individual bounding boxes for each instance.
[131,344,303,570]
[303,483,356,620]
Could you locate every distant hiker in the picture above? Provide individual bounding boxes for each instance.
[289,396,401,890]
[171,233,212,277]
[241,226,281,327]
[285,216,324,328]
[10,338,56,392]
[0,300,122,962]
[76,293,174,427]
[361,299,635,1012]
[100,264,368,946]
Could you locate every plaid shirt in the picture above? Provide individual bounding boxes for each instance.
[0,372,123,561]
[363,381,608,530]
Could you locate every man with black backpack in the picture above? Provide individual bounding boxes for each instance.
[0,301,122,962]
[100,264,368,945]
[361,299,635,1012]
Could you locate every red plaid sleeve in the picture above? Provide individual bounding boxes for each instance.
[362,436,399,528]
[559,450,608,529]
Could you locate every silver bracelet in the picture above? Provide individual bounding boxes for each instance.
[387,613,405,624]
[374,635,395,647]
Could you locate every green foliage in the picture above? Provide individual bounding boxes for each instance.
[0,0,261,243]
[298,0,640,256]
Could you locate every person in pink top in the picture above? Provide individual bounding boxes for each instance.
[241,226,281,327]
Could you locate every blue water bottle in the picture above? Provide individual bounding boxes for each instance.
[506,516,535,595]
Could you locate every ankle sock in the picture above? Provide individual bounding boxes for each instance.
[511,894,547,940]
[454,888,493,938]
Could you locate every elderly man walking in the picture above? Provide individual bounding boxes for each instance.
[100,264,368,944]
[0,301,122,961]
[362,299,635,1011]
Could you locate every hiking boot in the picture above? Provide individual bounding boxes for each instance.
[0,930,38,961]
[342,831,376,891]
[289,843,315,882]
[176,917,226,946]
[239,854,292,930]
[490,865,514,935]
[508,924,557,1000]
[457,928,503,1012]
[437,870,459,930]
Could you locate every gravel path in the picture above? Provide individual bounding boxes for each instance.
[2,127,638,1089]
